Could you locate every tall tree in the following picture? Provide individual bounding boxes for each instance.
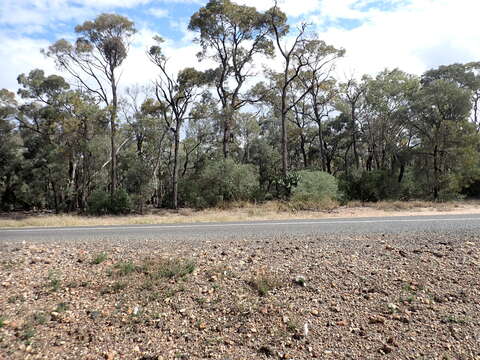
[189,0,274,159]
[267,4,344,177]
[44,13,136,198]
[148,37,206,209]
[412,79,478,199]
[0,89,22,210]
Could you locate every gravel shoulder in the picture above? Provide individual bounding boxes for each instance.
[1,231,480,359]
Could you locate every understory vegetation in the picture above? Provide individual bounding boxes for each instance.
[1,1,480,214]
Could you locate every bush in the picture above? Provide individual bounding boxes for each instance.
[339,170,402,202]
[87,188,131,215]
[291,170,338,203]
[87,190,110,215]
[180,159,259,208]
[110,188,131,214]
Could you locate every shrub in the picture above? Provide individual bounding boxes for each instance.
[291,170,338,203]
[87,188,131,215]
[339,170,403,202]
[87,189,110,215]
[180,159,259,208]
[110,188,131,214]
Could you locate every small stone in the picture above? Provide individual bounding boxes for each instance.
[87,310,101,321]
[369,315,386,324]
[258,345,274,356]
[387,303,398,312]
[104,351,115,360]
[198,322,207,330]
[379,344,394,354]
[294,275,306,287]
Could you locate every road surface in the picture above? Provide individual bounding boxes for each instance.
[1,214,480,243]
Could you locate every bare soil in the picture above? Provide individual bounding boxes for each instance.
[1,231,479,359]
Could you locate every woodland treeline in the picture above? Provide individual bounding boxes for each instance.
[1,0,480,214]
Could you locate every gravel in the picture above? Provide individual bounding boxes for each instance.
[0,230,479,359]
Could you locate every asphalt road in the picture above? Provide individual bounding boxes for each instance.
[1,214,480,243]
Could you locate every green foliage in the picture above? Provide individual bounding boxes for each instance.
[110,188,131,214]
[87,188,131,215]
[181,159,259,208]
[91,252,108,265]
[339,170,402,202]
[113,261,137,276]
[149,259,196,280]
[87,190,110,215]
[291,170,338,202]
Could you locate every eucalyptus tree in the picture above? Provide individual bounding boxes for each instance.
[148,36,207,209]
[44,13,136,198]
[362,69,419,180]
[411,78,478,199]
[0,89,22,209]
[266,4,343,178]
[189,0,275,159]
[422,62,480,131]
[16,69,107,211]
[302,41,344,171]
[337,77,367,171]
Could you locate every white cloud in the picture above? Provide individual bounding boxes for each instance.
[235,0,321,17]
[0,35,56,91]
[149,7,169,18]
[316,0,480,78]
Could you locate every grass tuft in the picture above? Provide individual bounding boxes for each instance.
[249,270,283,296]
[91,252,108,265]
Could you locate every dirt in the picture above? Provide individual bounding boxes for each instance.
[1,231,480,359]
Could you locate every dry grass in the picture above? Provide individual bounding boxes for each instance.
[0,200,479,228]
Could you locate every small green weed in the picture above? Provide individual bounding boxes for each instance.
[151,259,196,279]
[55,302,69,313]
[47,269,62,292]
[91,252,108,265]
[101,281,127,295]
[442,316,467,324]
[249,271,282,296]
[114,261,137,276]
[8,295,25,304]
[20,324,35,344]
[33,312,48,325]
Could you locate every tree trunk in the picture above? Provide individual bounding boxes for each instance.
[223,122,230,159]
[172,130,180,210]
[281,110,288,177]
[110,70,118,198]
[433,145,439,200]
[317,122,326,172]
[351,103,359,169]
[299,134,308,168]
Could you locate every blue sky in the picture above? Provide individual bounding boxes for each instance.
[1,0,479,92]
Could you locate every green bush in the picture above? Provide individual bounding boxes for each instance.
[87,190,110,215]
[87,188,131,215]
[339,170,402,202]
[110,188,131,214]
[291,170,338,202]
[180,159,259,208]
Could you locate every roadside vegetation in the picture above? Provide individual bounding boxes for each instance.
[1,1,480,217]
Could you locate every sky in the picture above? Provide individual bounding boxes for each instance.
[1,0,479,93]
